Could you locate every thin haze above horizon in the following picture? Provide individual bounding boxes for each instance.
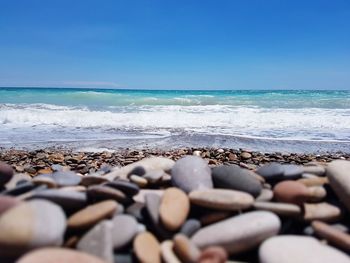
[0,0,349,90]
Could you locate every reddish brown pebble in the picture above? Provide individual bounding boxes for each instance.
[273,180,309,205]
[17,247,107,263]
[0,196,21,215]
[68,200,118,230]
[198,246,228,263]
[133,232,161,263]
[312,221,350,252]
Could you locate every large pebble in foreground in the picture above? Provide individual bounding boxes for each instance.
[0,200,66,257]
[326,160,350,212]
[191,211,280,255]
[17,248,107,263]
[212,165,262,197]
[259,235,350,263]
[171,156,213,193]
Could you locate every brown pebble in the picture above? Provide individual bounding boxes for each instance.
[304,202,341,222]
[133,232,161,263]
[68,200,118,230]
[274,180,309,205]
[173,234,200,263]
[159,187,190,231]
[161,240,181,263]
[198,246,228,263]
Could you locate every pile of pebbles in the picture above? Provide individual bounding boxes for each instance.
[0,154,350,262]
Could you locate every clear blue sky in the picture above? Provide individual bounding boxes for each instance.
[0,0,349,90]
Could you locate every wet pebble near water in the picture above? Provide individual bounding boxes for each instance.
[0,152,349,262]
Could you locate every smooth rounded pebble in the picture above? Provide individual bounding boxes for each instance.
[180,219,201,237]
[282,164,303,179]
[171,156,213,193]
[0,161,14,186]
[304,202,341,222]
[51,171,82,186]
[211,165,262,197]
[0,195,21,215]
[87,185,129,204]
[173,234,200,263]
[198,246,228,263]
[259,235,350,263]
[111,215,138,249]
[189,189,254,211]
[133,232,161,263]
[253,201,301,217]
[0,200,66,256]
[159,187,190,231]
[77,220,114,263]
[274,180,309,205]
[256,188,274,202]
[161,240,181,263]
[17,248,107,263]
[326,160,350,212]
[68,200,118,230]
[106,180,140,196]
[80,175,109,187]
[256,163,284,180]
[312,221,350,252]
[191,211,281,255]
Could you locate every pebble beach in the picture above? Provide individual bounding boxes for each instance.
[1,147,350,262]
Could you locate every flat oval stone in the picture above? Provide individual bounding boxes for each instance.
[173,234,200,263]
[77,220,114,263]
[303,164,326,176]
[259,235,350,263]
[212,165,262,197]
[130,175,148,188]
[161,240,181,263]
[189,189,254,211]
[3,181,36,196]
[0,162,14,186]
[200,211,232,226]
[80,175,109,187]
[17,248,106,263]
[133,232,161,263]
[106,180,140,196]
[68,200,118,230]
[112,215,138,250]
[159,188,190,231]
[256,163,284,181]
[133,189,164,204]
[282,164,303,179]
[304,202,341,222]
[191,211,281,255]
[32,176,57,188]
[51,171,82,186]
[256,188,274,202]
[145,193,161,225]
[298,177,328,187]
[274,180,309,205]
[253,201,301,217]
[0,200,66,257]
[326,160,350,212]
[312,220,350,252]
[306,186,326,202]
[29,189,87,213]
[144,169,164,184]
[87,185,129,204]
[0,195,21,215]
[180,219,201,237]
[198,246,228,263]
[171,156,213,193]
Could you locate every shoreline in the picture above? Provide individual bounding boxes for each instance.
[1,147,349,176]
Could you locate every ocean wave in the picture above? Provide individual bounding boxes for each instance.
[1,103,350,141]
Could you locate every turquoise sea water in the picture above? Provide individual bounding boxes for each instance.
[1,88,350,152]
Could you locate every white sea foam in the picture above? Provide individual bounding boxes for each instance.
[1,103,350,141]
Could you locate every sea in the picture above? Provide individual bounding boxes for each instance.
[1,88,350,153]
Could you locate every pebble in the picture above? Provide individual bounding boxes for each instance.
[5,173,31,189]
[87,185,129,204]
[133,232,161,263]
[173,234,200,263]
[161,240,181,263]
[282,164,303,179]
[259,235,350,263]
[143,169,164,184]
[189,189,254,211]
[191,211,281,254]
[273,180,310,205]
[111,215,138,250]
[303,164,326,176]
[171,156,213,193]
[32,176,57,188]
[17,248,107,263]
[80,175,109,187]
[306,186,327,202]
[211,165,262,197]
[256,163,284,181]
[326,160,350,212]
[304,202,341,222]
[106,180,140,196]
[129,175,148,187]
[159,187,190,231]
[133,189,164,204]
[0,200,66,257]
[297,176,328,186]
[198,246,228,263]
[253,201,301,217]
[51,171,82,186]
[30,189,87,212]
[0,195,21,215]
[145,193,161,225]
[77,220,114,263]
[180,219,201,237]
[0,162,14,186]
[199,211,231,226]
[68,200,118,230]
[312,220,350,252]
[256,188,274,201]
